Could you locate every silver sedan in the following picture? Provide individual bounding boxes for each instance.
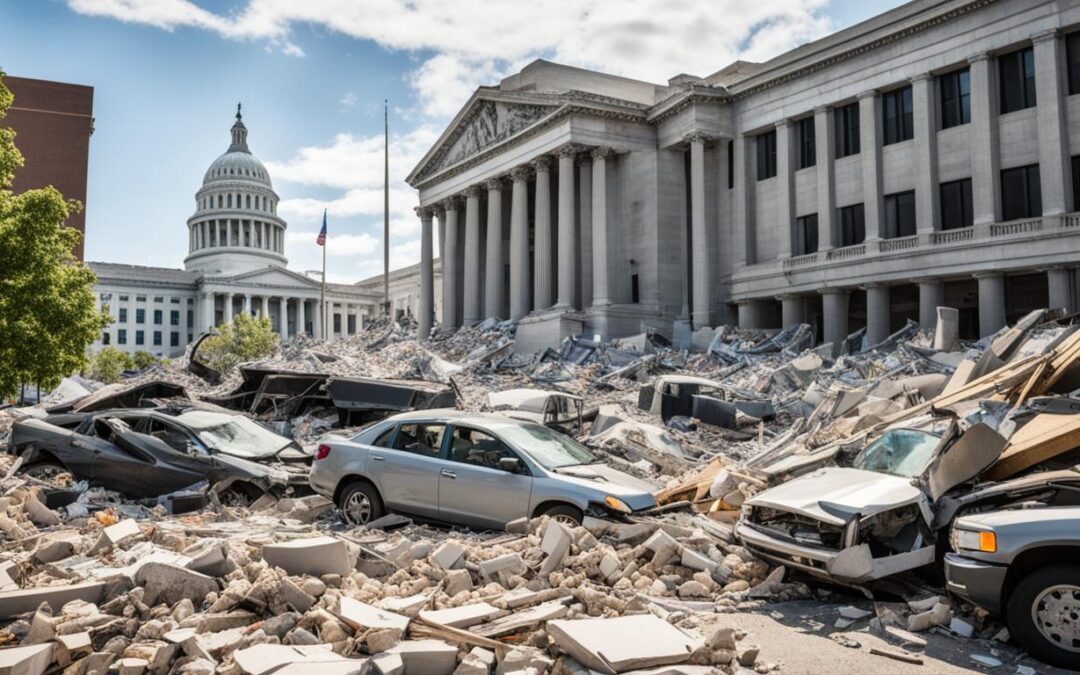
[309,410,657,529]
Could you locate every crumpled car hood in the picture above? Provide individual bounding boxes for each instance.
[746,467,924,526]
[552,464,658,510]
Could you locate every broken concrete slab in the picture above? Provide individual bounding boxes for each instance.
[261,536,352,577]
[0,644,54,675]
[547,615,701,674]
[452,647,494,675]
[430,541,466,571]
[384,639,457,675]
[232,644,344,675]
[418,602,504,629]
[470,601,570,638]
[134,562,218,607]
[338,598,410,632]
[0,581,105,619]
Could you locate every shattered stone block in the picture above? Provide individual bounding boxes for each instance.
[539,520,572,576]
[364,628,402,654]
[0,643,54,675]
[384,640,457,675]
[261,537,352,577]
[598,552,622,583]
[419,602,503,629]
[643,530,681,567]
[430,541,467,571]
[453,647,494,675]
[443,569,473,596]
[478,554,526,586]
[134,563,217,607]
[371,652,404,675]
[680,548,717,574]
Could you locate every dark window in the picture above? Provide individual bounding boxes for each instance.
[756,130,777,180]
[939,179,973,230]
[135,295,146,302]
[884,191,917,238]
[1001,164,1042,220]
[1073,156,1080,211]
[187,310,194,327]
[727,140,734,189]
[153,309,162,324]
[119,295,129,301]
[835,103,860,158]
[154,296,163,303]
[135,308,145,324]
[170,297,180,304]
[170,310,180,326]
[135,330,144,346]
[102,332,110,345]
[447,427,528,475]
[118,308,128,323]
[839,204,866,246]
[631,274,640,303]
[940,68,971,129]
[882,86,914,145]
[999,47,1037,114]
[373,426,396,448]
[170,332,180,347]
[393,423,446,458]
[118,329,127,345]
[797,117,816,169]
[153,331,162,346]
[794,214,818,255]
[333,313,341,333]
[1069,32,1080,96]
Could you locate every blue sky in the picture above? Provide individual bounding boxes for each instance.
[1,0,902,283]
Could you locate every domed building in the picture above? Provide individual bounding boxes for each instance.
[87,106,378,358]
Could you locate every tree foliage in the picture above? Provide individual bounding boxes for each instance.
[89,347,132,384]
[131,351,158,370]
[0,71,109,398]
[199,313,278,372]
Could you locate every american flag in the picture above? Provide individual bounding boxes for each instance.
[316,209,327,246]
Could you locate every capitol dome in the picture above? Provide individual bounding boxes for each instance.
[184,105,288,275]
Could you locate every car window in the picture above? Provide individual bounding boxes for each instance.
[853,428,943,478]
[497,423,598,469]
[372,426,396,448]
[447,427,528,475]
[394,424,446,458]
[144,419,196,454]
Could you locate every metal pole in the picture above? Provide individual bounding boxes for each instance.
[320,240,326,339]
[383,99,390,316]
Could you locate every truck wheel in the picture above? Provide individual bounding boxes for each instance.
[338,481,384,526]
[541,504,583,527]
[1007,564,1080,670]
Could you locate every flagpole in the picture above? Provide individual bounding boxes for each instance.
[320,210,327,340]
[383,99,390,317]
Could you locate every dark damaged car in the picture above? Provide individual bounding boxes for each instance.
[7,403,310,500]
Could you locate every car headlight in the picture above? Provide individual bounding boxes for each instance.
[952,528,997,553]
[604,495,632,514]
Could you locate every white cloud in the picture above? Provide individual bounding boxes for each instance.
[339,92,357,109]
[286,230,379,257]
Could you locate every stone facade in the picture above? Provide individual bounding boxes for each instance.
[407,0,1080,352]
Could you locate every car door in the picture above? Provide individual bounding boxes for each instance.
[438,425,533,529]
[93,417,207,497]
[371,422,446,519]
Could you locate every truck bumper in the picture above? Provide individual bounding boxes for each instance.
[944,552,1007,614]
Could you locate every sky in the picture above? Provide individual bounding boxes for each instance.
[1,0,903,284]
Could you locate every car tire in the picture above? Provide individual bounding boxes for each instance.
[1007,563,1080,670]
[21,461,70,482]
[541,504,583,527]
[338,481,384,526]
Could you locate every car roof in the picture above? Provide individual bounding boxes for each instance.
[384,409,536,430]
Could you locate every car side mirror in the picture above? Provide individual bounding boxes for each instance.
[498,457,522,473]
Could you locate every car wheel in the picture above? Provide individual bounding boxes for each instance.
[338,481,384,526]
[541,504,583,527]
[1007,564,1080,669]
[21,461,70,482]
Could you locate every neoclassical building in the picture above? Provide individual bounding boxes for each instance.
[407,0,1080,353]
[89,109,378,358]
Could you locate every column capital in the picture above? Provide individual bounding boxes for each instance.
[683,131,712,145]
[554,142,586,158]
[591,146,614,160]
[463,185,482,199]
[972,271,1004,280]
[860,282,888,291]
[775,293,801,301]
[414,205,436,219]
[814,105,831,115]
[914,276,942,286]
[1030,28,1059,44]
[442,195,464,210]
[576,152,593,167]
[819,287,850,296]
[856,89,877,100]
[774,118,793,129]
[967,51,992,65]
[483,177,505,191]
[909,72,933,84]
[533,155,552,172]
[510,165,533,182]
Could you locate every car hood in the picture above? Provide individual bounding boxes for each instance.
[552,464,658,510]
[746,467,924,526]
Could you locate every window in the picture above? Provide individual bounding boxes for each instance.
[631,274,640,303]
[246,195,251,209]
[794,214,818,255]
[835,103,860,158]
[187,310,194,327]
[727,140,734,190]
[1073,156,1080,211]
[170,297,180,304]
[217,195,223,209]
[118,308,128,323]
[839,204,866,246]
[135,295,146,303]
[153,331,162,347]
[170,332,180,347]
[939,179,973,230]
[882,86,914,145]
[154,296,163,303]
[135,330,144,346]
[170,310,180,326]
[797,117,816,169]
[227,194,232,208]
[119,295,129,301]
[940,68,971,129]
[1001,164,1042,220]
[756,130,777,180]
[118,329,127,345]
[393,423,446,458]
[135,308,145,324]
[884,191,917,238]
[333,313,341,333]
[1069,32,1080,96]
[102,332,110,345]
[999,47,1036,114]
[373,426,396,448]
[153,309,162,324]
[447,427,528,474]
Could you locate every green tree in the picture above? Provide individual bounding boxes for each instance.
[199,313,278,372]
[0,71,109,398]
[89,347,132,384]
[131,351,158,370]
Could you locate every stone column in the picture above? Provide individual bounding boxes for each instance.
[312,300,322,339]
[687,133,712,327]
[298,299,306,337]
[509,167,532,320]
[484,179,505,319]
[815,106,836,250]
[733,135,753,265]
[865,284,891,346]
[976,273,1006,337]
[436,208,446,265]
[917,278,945,331]
[243,294,252,317]
[578,155,593,309]
[442,197,461,328]
[226,220,232,247]
[1047,267,1073,313]
[969,52,1001,226]
[556,146,579,309]
[591,147,613,307]
[462,185,482,325]
[203,292,215,331]
[859,90,884,243]
[821,288,850,357]
[417,207,435,339]
[533,156,553,311]
[779,295,804,328]
[912,74,939,237]
[775,120,795,258]
[328,302,337,340]
[736,302,758,330]
[1033,30,1070,215]
[261,295,269,319]
[224,293,234,324]
[279,297,289,341]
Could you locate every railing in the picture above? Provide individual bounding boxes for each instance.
[782,252,819,269]
[879,235,919,252]
[990,217,1042,237]
[1063,213,1080,229]
[825,243,866,261]
[930,226,974,245]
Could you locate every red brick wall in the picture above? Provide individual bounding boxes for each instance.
[5,76,94,260]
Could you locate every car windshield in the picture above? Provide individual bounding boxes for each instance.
[175,411,293,458]
[852,428,943,478]
[497,422,597,469]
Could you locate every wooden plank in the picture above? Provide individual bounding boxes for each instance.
[984,412,1080,480]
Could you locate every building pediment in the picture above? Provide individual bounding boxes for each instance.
[210,266,321,289]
